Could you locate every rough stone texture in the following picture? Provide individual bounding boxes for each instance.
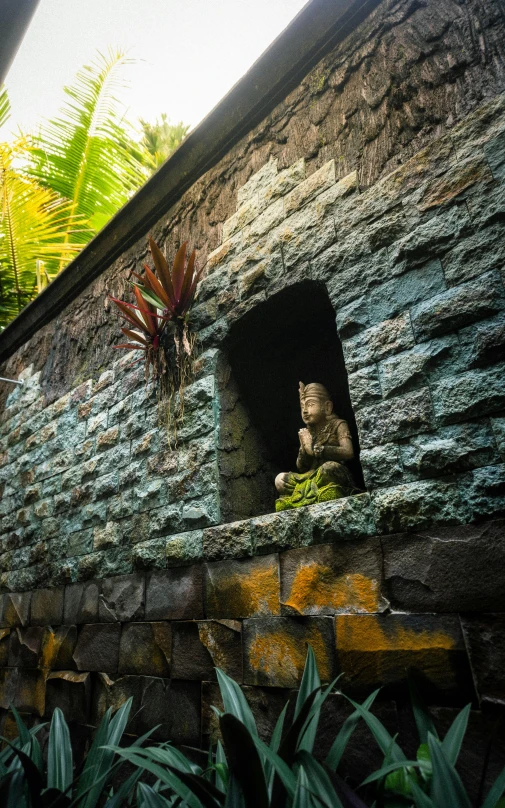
[63,582,99,624]
[99,574,144,622]
[280,540,388,616]
[171,620,242,681]
[243,616,337,687]
[382,520,505,611]
[461,614,505,704]
[204,555,280,619]
[72,624,121,672]
[118,622,171,676]
[145,566,203,621]
[45,671,90,722]
[335,614,476,702]
[372,480,466,534]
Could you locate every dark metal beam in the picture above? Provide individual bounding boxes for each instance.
[0,0,40,86]
[0,0,381,364]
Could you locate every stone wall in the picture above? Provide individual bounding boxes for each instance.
[0,0,505,786]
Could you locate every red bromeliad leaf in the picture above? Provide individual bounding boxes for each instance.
[121,327,148,346]
[178,249,197,312]
[109,296,150,333]
[171,241,187,304]
[149,237,176,303]
[143,264,172,311]
[134,286,156,336]
[113,343,147,350]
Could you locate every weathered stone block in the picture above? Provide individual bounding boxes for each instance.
[99,573,145,622]
[73,624,121,672]
[276,200,336,269]
[336,295,370,338]
[388,205,472,269]
[418,155,493,211]
[492,417,505,460]
[0,668,18,710]
[442,222,505,286]
[136,677,201,744]
[382,520,505,612]
[118,622,171,676]
[242,199,285,249]
[13,669,46,716]
[309,495,376,543]
[30,587,64,626]
[284,159,335,216]
[147,503,182,539]
[1,592,31,626]
[40,625,78,670]
[203,519,253,561]
[368,260,446,325]
[360,444,404,489]
[166,530,203,566]
[132,538,167,571]
[145,565,203,620]
[378,335,463,399]
[372,479,466,533]
[461,614,505,703]
[343,311,416,374]
[465,464,505,520]
[171,620,242,681]
[335,614,475,702]
[356,389,433,449]
[205,555,280,619]
[432,364,505,424]
[280,540,387,616]
[251,508,310,554]
[45,671,90,722]
[0,628,10,666]
[243,616,336,687]
[63,582,98,624]
[459,313,505,369]
[400,422,499,479]
[9,626,44,667]
[410,271,505,341]
[347,365,382,410]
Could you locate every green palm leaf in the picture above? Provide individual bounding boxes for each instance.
[0,138,82,327]
[0,86,10,130]
[29,48,149,243]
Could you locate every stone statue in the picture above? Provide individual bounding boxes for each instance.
[275,382,357,511]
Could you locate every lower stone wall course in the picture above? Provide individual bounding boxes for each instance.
[118,622,171,676]
[335,613,476,704]
[30,587,64,626]
[171,620,242,682]
[145,566,203,621]
[45,671,90,723]
[461,614,505,704]
[382,519,505,612]
[99,573,144,622]
[243,616,336,688]
[204,554,280,619]
[279,540,387,616]
[63,581,99,624]
[73,624,121,673]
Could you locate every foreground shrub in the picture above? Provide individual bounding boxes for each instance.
[1,649,504,806]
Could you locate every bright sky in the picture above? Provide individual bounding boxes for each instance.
[4,0,309,138]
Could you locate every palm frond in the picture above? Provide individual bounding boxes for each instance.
[0,86,10,131]
[0,139,82,327]
[28,48,148,241]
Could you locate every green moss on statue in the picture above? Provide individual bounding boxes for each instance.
[275,382,358,511]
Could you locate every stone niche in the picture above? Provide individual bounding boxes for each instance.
[217,279,364,523]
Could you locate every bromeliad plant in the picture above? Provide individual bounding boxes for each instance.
[110,236,204,438]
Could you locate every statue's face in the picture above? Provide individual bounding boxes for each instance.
[301,396,331,426]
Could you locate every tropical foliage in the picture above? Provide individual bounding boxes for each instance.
[0,88,82,327]
[0,50,189,329]
[1,649,505,807]
[139,113,189,170]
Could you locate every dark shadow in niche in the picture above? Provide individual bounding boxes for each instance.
[219,280,364,522]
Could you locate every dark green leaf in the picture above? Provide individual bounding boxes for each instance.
[296,751,344,808]
[216,668,256,737]
[325,690,379,770]
[137,782,173,808]
[345,697,406,763]
[441,704,471,766]
[428,733,471,808]
[220,713,268,808]
[293,766,313,808]
[48,707,73,793]
[361,760,422,785]
[482,761,505,808]
[409,677,439,745]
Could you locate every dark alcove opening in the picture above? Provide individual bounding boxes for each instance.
[219,280,364,522]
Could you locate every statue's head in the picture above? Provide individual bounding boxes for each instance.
[299,382,333,427]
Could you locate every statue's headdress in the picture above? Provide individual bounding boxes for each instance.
[299,382,332,405]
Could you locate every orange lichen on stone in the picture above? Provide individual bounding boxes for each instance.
[208,564,280,617]
[248,625,331,685]
[283,563,380,614]
[336,615,456,652]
